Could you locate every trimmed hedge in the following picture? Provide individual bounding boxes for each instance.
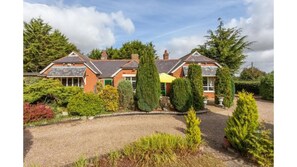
[67,93,105,116]
[170,78,192,112]
[260,73,274,101]
[215,67,233,107]
[187,64,204,110]
[118,80,134,110]
[234,80,260,95]
[24,103,54,123]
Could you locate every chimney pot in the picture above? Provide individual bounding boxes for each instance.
[163,50,169,60]
[101,50,108,60]
[131,54,139,60]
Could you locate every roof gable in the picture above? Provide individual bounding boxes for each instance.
[91,60,129,78]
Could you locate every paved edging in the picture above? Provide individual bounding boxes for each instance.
[25,110,208,128]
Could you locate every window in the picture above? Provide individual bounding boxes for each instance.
[160,83,166,96]
[125,77,136,90]
[104,79,113,86]
[60,77,83,87]
[203,77,215,92]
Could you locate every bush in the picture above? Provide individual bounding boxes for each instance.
[117,80,134,110]
[234,80,260,95]
[170,78,193,112]
[67,93,105,116]
[185,107,202,148]
[260,73,274,101]
[230,78,235,105]
[246,127,274,167]
[225,91,259,153]
[95,81,103,94]
[187,64,204,110]
[240,67,266,80]
[99,85,119,112]
[215,67,233,107]
[23,77,42,86]
[24,103,54,123]
[58,86,83,107]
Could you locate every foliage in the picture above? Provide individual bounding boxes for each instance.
[95,81,103,94]
[185,107,202,148]
[23,18,78,72]
[246,127,274,167]
[215,67,233,107]
[67,93,105,116]
[88,48,102,59]
[58,86,83,107]
[106,46,120,59]
[121,133,188,166]
[119,40,157,59]
[234,80,260,95]
[23,77,42,86]
[240,67,266,80]
[260,73,274,101]
[170,78,193,112]
[225,91,259,153]
[24,103,54,123]
[187,64,204,110]
[74,156,87,167]
[230,78,235,106]
[99,85,119,112]
[135,47,160,112]
[117,80,134,110]
[192,18,252,74]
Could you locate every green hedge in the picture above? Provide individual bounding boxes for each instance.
[170,78,192,112]
[234,80,260,95]
[260,73,274,101]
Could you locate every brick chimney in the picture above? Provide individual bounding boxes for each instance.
[101,50,108,60]
[163,50,169,60]
[131,54,139,60]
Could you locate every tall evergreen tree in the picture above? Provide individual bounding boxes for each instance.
[215,67,233,107]
[187,64,204,110]
[23,18,78,72]
[118,40,157,59]
[135,47,160,112]
[88,49,102,59]
[192,18,252,74]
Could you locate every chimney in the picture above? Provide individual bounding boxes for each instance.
[101,50,108,60]
[163,50,169,60]
[131,54,139,60]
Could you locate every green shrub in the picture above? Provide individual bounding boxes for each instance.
[187,64,204,110]
[185,107,202,148]
[240,67,266,80]
[170,78,193,112]
[95,81,103,94]
[230,78,235,105]
[58,86,83,107]
[117,80,134,110]
[135,47,160,112]
[23,77,42,86]
[260,73,274,101]
[99,85,119,112]
[215,67,233,107]
[234,80,260,95]
[246,127,274,167]
[225,91,259,153]
[67,93,105,116]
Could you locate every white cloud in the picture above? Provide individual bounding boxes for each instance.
[23,2,135,53]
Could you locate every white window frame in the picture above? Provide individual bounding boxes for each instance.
[124,75,136,90]
[203,77,215,92]
[59,77,84,88]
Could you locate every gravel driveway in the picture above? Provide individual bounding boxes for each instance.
[24,99,273,167]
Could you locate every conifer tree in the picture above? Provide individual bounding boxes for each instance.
[135,47,160,112]
[170,78,192,112]
[187,64,204,110]
[215,67,233,107]
[185,106,202,148]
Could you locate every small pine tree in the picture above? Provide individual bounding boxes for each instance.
[99,85,119,112]
[135,47,160,112]
[170,78,193,112]
[225,91,259,153]
[118,80,134,110]
[187,64,204,110]
[185,106,202,148]
[215,67,233,107]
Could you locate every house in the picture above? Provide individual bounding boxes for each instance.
[39,50,221,98]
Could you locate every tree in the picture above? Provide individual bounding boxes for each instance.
[118,40,157,59]
[215,67,233,107]
[118,80,134,110]
[240,67,266,80]
[135,47,160,112]
[187,64,204,110]
[106,46,120,59]
[225,91,259,153]
[259,72,274,101]
[24,18,78,72]
[185,107,202,148]
[192,18,252,74]
[88,49,102,59]
[170,78,193,112]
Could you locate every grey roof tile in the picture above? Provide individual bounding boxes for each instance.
[47,66,86,77]
[182,66,218,77]
[155,60,180,73]
[122,60,139,69]
[92,60,129,77]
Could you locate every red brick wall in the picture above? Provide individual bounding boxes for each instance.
[113,69,137,87]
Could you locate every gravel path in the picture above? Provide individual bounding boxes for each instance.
[24,99,273,167]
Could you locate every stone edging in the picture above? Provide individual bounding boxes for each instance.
[25,110,208,128]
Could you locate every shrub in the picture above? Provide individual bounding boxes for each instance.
[246,127,274,167]
[185,107,202,148]
[135,47,160,112]
[215,67,233,107]
[24,103,54,123]
[187,64,204,110]
[225,91,259,153]
[170,78,192,112]
[58,86,83,107]
[95,81,103,94]
[99,85,119,112]
[240,67,266,80]
[23,77,42,86]
[234,80,260,95]
[117,80,134,110]
[230,78,235,105]
[260,73,274,101]
[67,93,105,116]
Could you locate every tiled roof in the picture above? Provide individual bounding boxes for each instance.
[155,59,180,73]
[92,60,129,77]
[182,66,218,77]
[122,60,138,69]
[182,51,216,63]
[47,66,86,77]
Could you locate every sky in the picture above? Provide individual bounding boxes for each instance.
[23,0,274,73]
